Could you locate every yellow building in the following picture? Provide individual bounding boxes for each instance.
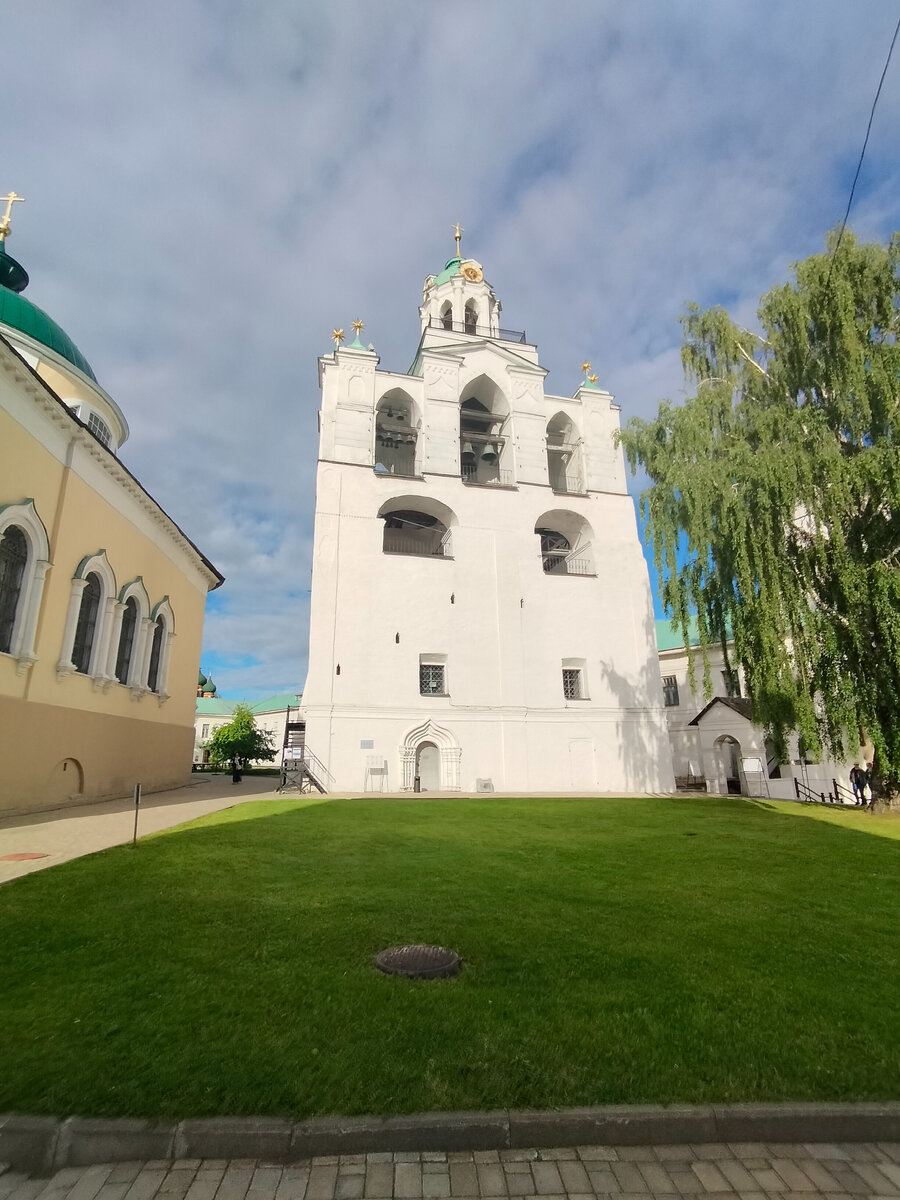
[0,207,222,815]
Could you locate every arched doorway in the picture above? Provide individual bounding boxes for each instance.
[400,719,462,791]
[416,742,440,791]
[714,736,742,795]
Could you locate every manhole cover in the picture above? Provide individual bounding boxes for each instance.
[374,944,461,979]
[1,853,49,862]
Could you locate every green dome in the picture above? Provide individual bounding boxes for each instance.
[203,676,217,695]
[198,670,208,688]
[0,249,97,382]
[431,257,462,287]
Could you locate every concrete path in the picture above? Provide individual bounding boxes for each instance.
[0,775,279,885]
[3,1142,900,1200]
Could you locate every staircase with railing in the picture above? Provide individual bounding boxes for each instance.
[794,778,829,805]
[277,709,331,794]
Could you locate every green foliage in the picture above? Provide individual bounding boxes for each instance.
[205,702,277,767]
[619,229,900,787]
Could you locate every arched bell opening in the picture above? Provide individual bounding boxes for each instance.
[534,510,595,576]
[459,375,511,487]
[378,496,456,559]
[374,389,420,478]
[464,300,478,335]
[546,411,584,495]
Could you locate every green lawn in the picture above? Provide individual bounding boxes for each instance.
[1,795,898,1119]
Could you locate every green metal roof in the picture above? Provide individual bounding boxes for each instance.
[0,273,97,382]
[248,692,302,713]
[432,257,462,287]
[195,698,235,716]
[656,616,735,651]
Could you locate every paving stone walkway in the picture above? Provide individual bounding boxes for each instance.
[3,1144,900,1200]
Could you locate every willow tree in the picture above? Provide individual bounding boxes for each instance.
[619,229,900,798]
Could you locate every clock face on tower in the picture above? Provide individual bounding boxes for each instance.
[461,260,483,282]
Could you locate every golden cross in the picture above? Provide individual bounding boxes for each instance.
[332,328,344,346]
[0,191,25,243]
[452,222,463,259]
[352,319,364,335]
[581,361,591,374]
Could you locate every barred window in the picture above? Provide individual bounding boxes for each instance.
[662,675,680,707]
[562,668,583,700]
[419,663,446,696]
[201,723,210,739]
[87,411,112,448]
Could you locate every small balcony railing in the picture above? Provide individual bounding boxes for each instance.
[542,555,594,576]
[428,317,526,344]
[383,530,452,558]
[551,475,585,495]
[461,465,515,487]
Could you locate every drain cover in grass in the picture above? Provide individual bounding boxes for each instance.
[374,944,461,979]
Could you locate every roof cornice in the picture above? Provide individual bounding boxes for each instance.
[0,333,224,591]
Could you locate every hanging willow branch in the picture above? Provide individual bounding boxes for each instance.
[619,229,900,794]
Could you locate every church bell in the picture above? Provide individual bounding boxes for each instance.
[480,441,498,465]
[461,441,476,465]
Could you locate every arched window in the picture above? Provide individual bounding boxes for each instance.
[142,597,175,700]
[459,375,511,486]
[72,573,102,674]
[546,412,583,494]
[115,596,139,683]
[87,412,112,448]
[147,617,165,692]
[0,526,28,655]
[374,391,419,477]
[0,500,51,672]
[378,497,455,559]
[111,577,151,688]
[57,549,117,684]
[464,301,477,335]
[440,301,453,331]
[534,510,595,576]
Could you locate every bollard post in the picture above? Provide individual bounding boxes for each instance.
[131,783,141,847]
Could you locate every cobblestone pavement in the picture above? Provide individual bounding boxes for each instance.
[3,1143,900,1200]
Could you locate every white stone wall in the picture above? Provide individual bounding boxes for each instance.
[303,272,674,795]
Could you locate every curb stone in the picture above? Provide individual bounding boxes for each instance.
[3,1103,900,1176]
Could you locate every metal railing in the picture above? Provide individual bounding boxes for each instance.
[461,465,515,487]
[832,778,863,806]
[551,476,585,495]
[542,555,594,576]
[794,778,829,805]
[427,317,526,344]
[383,530,452,557]
[278,745,332,795]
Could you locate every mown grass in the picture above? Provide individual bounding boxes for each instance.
[1,794,898,1119]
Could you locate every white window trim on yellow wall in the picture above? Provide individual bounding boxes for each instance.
[57,549,118,688]
[145,596,175,704]
[110,576,151,695]
[0,499,51,676]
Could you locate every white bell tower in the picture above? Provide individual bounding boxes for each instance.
[301,236,674,796]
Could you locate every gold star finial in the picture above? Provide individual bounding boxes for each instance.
[581,361,591,374]
[332,328,344,347]
[588,373,598,384]
[352,319,364,335]
[0,191,25,243]
[452,221,464,259]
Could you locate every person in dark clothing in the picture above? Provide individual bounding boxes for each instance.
[231,756,242,784]
[849,763,866,805]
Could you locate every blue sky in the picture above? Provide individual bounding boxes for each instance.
[4,2,899,699]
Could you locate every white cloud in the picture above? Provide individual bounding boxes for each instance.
[5,0,899,695]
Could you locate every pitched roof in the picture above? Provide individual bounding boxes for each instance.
[688,696,753,726]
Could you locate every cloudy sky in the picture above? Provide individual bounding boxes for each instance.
[5,2,899,700]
